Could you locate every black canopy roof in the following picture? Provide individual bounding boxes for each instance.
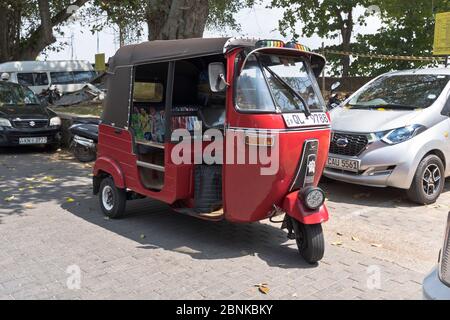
[109,38,231,70]
[108,37,326,76]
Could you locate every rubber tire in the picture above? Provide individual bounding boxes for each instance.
[293,220,325,264]
[73,145,97,163]
[407,155,444,205]
[99,177,127,219]
[45,144,60,153]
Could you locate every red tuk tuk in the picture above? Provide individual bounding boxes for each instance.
[93,38,331,263]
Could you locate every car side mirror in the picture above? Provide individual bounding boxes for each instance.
[331,81,341,92]
[208,62,228,93]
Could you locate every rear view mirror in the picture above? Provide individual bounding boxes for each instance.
[331,82,341,92]
[208,62,228,93]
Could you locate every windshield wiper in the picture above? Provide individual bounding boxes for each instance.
[348,103,416,110]
[260,64,312,117]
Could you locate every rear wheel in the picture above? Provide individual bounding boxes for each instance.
[99,177,126,219]
[407,155,444,205]
[292,219,324,264]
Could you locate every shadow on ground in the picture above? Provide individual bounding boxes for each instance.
[0,147,91,220]
[0,147,317,269]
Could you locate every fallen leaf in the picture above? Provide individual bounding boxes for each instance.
[254,283,270,295]
[140,234,146,239]
[292,293,298,297]
[4,195,15,202]
[18,188,25,192]
[258,286,269,295]
[66,197,75,203]
[351,236,360,242]
[336,232,344,236]
[24,204,34,209]
[42,176,56,182]
[331,241,343,246]
[25,178,36,182]
[371,243,382,248]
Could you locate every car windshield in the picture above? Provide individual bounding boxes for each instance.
[348,74,450,109]
[236,53,325,113]
[0,83,40,106]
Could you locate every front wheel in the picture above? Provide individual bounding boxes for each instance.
[407,155,444,205]
[99,177,127,219]
[292,219,324,264]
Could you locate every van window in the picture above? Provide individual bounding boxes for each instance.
[17,73,49,87]
[73,71,96,83]
[50,71,94,85]
[51,72,74,84]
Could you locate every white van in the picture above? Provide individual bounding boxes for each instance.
[0,60,96,94]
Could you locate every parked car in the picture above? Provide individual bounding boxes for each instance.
[423,212,450,299]
[324,68,450,204]
[0,80,62,149]
[0,60,96,94]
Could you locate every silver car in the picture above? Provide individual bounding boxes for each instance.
[423,212,450,300]
[324,68,450,204]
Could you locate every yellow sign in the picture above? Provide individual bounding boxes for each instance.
[434,12,450,56]
[95,53,106,72]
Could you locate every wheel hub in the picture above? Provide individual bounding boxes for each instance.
[102,186,114,211]
[422,164,441,197]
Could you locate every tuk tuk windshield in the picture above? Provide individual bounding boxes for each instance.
[236,53,325,113]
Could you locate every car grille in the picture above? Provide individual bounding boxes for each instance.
[329,132,369,157]
[439,213,450,286]
[12,119,48,129]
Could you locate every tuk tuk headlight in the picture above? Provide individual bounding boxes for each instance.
[299,187,325,210]
[0,118,12,128]
[49,116,61,127]
[382,124,425,145]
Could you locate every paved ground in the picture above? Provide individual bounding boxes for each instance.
[0,147,448,300]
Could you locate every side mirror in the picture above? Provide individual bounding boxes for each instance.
[208,62,228,93]
[331,81,341,92]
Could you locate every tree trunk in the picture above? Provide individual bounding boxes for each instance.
[37,0,55,44]
[340,8,353,77]
[0,3,9,62]
[0,0,89,63]
[146,0,209,41]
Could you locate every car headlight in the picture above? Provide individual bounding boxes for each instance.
[0,118,12,127]
[49,116,61,127]
[381,124,425,145]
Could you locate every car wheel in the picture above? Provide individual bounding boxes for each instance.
[45,144,60,153]
[99,177,126,219]
[407,155,445,205]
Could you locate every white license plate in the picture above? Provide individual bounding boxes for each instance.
[327,156,360,173]
[283,112,330,128]
[19,137,47,145]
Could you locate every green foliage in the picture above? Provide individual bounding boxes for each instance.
[271,0,450,77]
[352,0,450,76]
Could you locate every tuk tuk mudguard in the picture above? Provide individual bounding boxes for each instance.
[282,191,329,225]
[93,156,125,194]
